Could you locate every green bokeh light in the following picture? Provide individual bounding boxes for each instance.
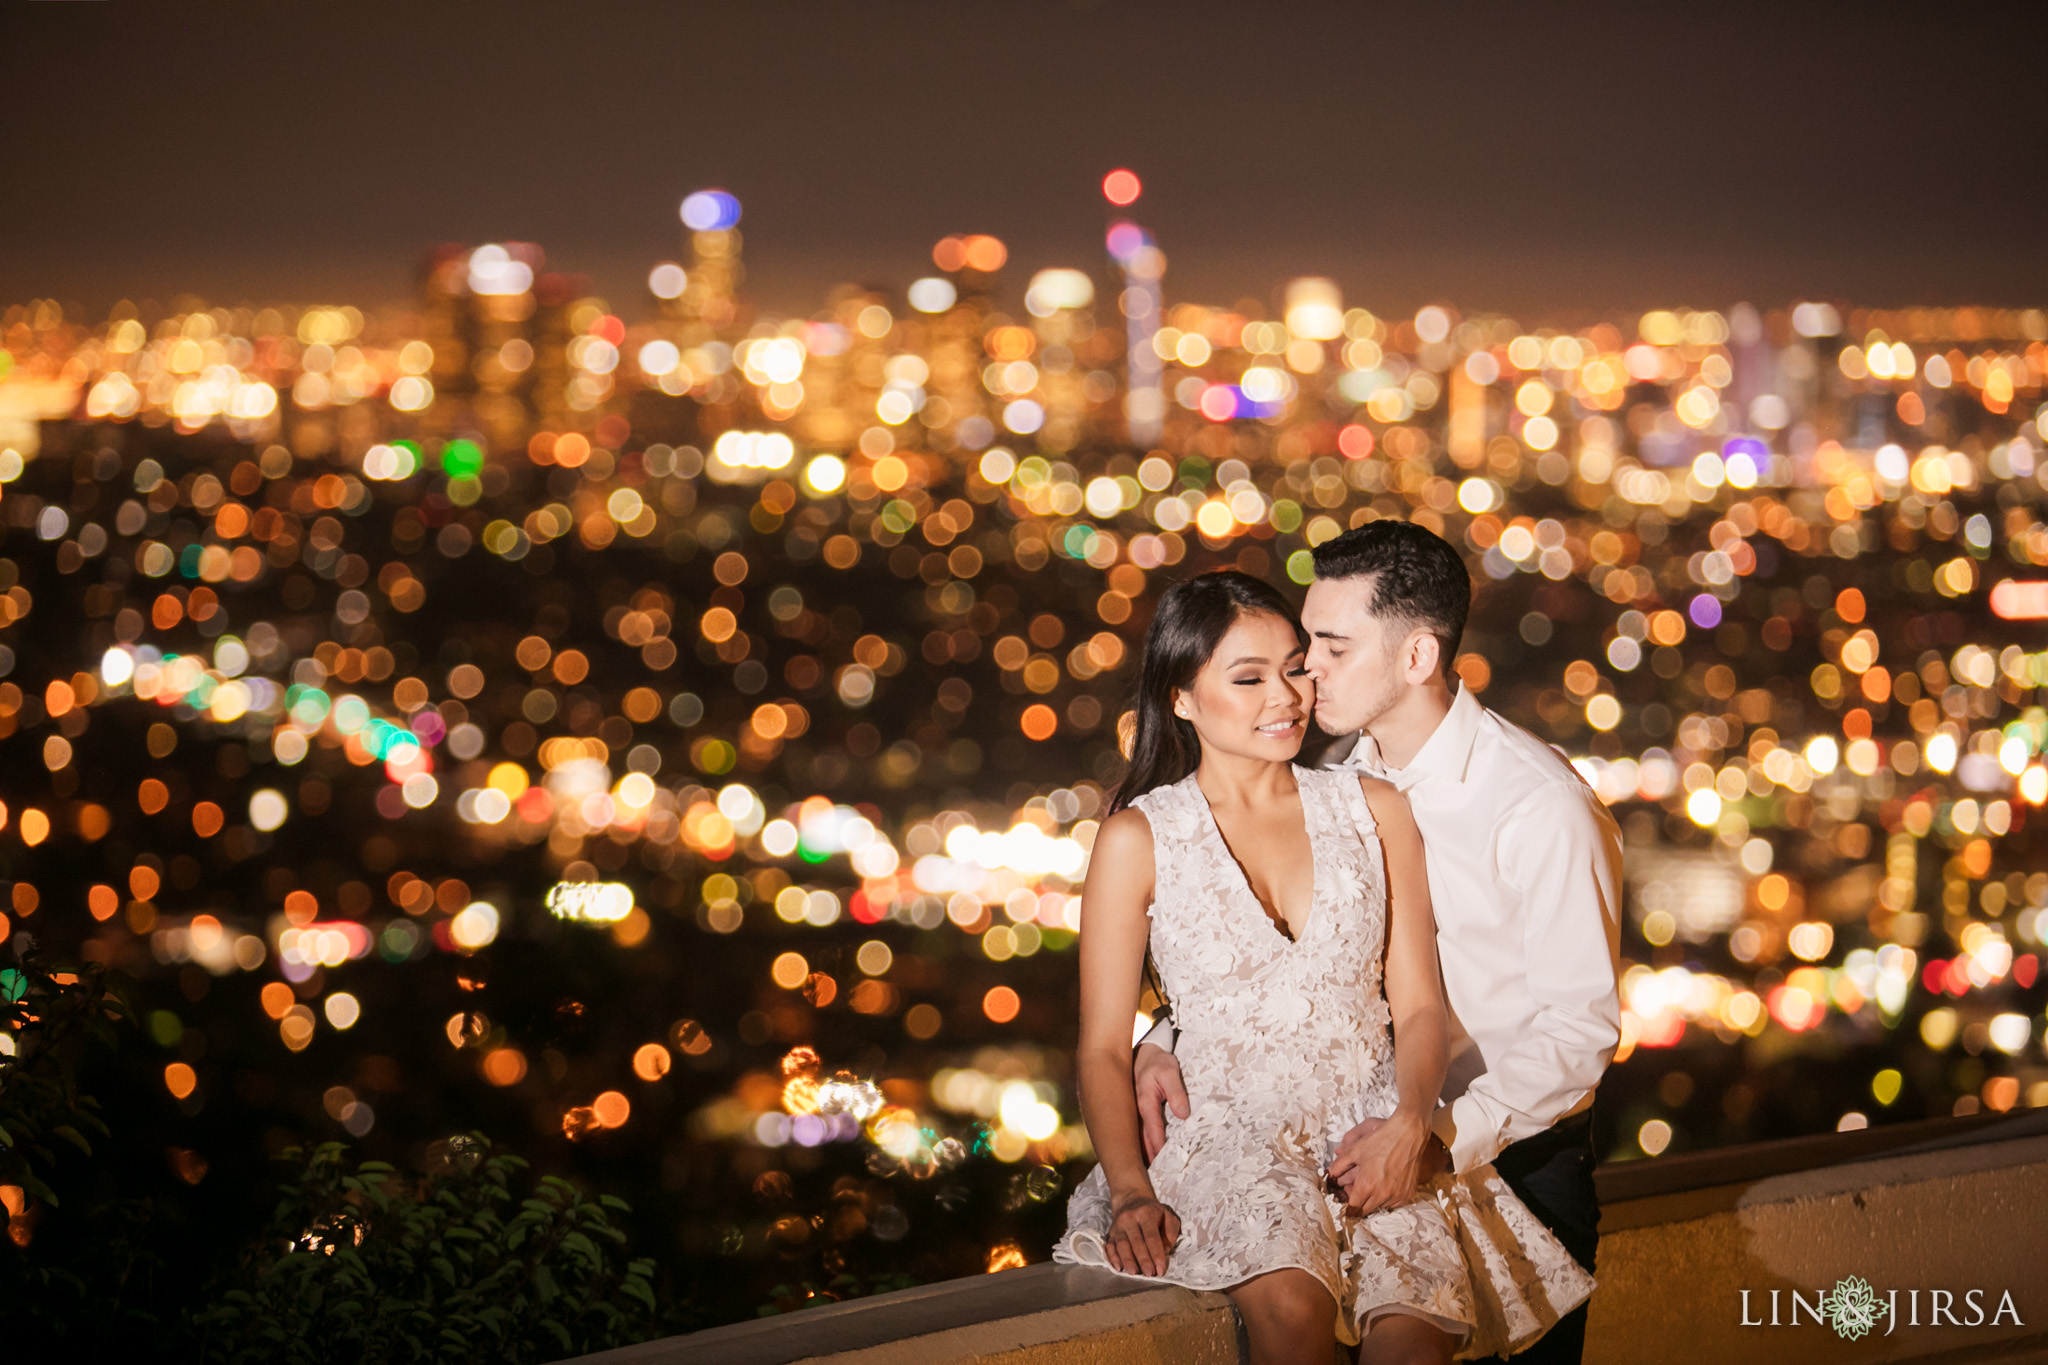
[441,438,485,479]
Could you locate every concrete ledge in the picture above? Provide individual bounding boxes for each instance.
[571,1262,1241,1365]
[1593,1107,2048,1207]
[1587,1111,2048,1364]
[571,1111,2048,1365]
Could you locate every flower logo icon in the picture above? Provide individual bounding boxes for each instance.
[1822,1275,1884,1341]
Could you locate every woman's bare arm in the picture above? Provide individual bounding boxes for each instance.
[1372,780,1450,1129]
[1328,777,1450,1211]
[1075,806,1179,1272]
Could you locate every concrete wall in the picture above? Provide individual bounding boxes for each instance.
[1585,1127,2048,1365]
[567,1112,2048,1365]
[571,1262,1242,1365]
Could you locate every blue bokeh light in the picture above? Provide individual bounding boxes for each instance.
[680,189,742,232]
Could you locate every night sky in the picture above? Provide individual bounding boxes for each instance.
[5,1,2045,319]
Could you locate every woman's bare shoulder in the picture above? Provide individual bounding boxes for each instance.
[1352,772,1401,802]
[1085,806,1156,897]
[1095,805,1154,846]
[1353,774,1416,830]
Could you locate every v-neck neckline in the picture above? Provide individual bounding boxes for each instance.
[1189,771,1320,949]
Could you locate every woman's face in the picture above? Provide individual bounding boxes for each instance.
[1173,610,1314,764]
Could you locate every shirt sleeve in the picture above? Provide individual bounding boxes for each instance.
[1135,1013,1176,1054]
[1437,782,1623,1171]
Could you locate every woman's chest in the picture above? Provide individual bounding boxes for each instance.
[1208,807,1317,939]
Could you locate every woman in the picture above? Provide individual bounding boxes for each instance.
[1054,572,1591,1364]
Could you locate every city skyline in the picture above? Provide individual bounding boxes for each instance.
[5,3,2047,316]
[5,8,2048,1350]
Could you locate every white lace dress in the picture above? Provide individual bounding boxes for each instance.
[1054,768,1594,1357]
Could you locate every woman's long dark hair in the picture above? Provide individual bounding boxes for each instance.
[1110,570,1307,815]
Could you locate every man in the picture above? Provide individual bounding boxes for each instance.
[1132,520,1623,1364]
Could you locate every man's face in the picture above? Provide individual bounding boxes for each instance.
[1302,575,1409,735]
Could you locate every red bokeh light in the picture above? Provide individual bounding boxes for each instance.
[1338,424,1376,459]
[1101,168,1142,206]
[1197,384,1238,422]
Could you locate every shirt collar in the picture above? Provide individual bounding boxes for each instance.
[1350,684,1483,787]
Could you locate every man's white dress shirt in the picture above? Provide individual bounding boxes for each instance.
[1142,684,1623,1173]
[1339,684,1623,1172]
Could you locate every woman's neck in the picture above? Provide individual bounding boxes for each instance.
[1191,751,1298,814]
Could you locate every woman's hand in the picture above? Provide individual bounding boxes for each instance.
[1327,1111,1436,1214]
[1105,1189,1182,1276]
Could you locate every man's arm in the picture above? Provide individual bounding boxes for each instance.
[1433,783,1622,1172]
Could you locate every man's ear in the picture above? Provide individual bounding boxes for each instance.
[1405,631,1441,685]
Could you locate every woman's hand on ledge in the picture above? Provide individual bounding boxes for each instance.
[1105,1189,1182,1276]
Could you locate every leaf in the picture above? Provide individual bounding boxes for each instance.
[50,1123,94,1155]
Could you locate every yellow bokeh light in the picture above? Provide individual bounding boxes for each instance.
[633,1043,672,1081]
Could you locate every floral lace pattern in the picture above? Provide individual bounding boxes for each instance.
[1054,768,1594,1356]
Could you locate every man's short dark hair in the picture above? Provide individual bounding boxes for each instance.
[1310,520,1471,682]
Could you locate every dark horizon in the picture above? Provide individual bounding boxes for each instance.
[5,2,2047,321]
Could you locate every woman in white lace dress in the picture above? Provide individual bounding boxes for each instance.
[1054,572,1592,1364]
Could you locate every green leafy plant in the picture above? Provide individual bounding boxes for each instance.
[193,1135,659,1364]
[0,953,134,1208]
[0,952,163,1352]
